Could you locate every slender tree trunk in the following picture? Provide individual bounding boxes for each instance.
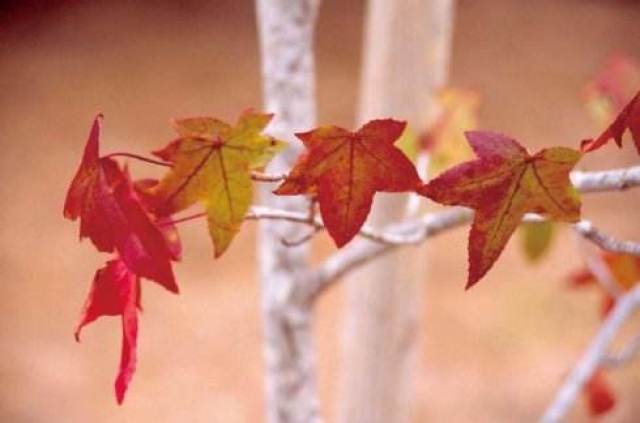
[255,1,321,422]
[339,1,455,422]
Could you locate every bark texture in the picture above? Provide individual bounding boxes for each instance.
[255,1,321,422]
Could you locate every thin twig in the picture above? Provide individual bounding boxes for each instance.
[602,333,640,368]
[574,220,640,256]
[573,234,623,299]
[105,152,173,167]
[251,171,288,182]
[539,284,640,423]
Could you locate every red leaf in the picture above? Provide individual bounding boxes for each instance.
[567,268,597,288]
[420,131,582,288]
[75,259,140,404]
[63,114,120,251]
[64,116,180,292]
[107,166,179,291]
[581,91,640,154]
[134,179,182,261]
[275,119,421,247]
[584,371,616,417]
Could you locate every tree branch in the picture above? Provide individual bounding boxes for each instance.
[251,171,288,182]
[574,220,640,256]
[540,284,640,423]
[570,166,640,193]
[255,0,321,422]
[602,332,640,368]
[304,165,640,301]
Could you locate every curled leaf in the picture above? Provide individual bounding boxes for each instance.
[64,116,179,292]
[75,259,140,404]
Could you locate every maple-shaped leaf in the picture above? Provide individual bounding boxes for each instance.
[150,110,285,257]
[584,370,616,417]
[75,259,140,404]
[419,131,582,288]
[64,115,179,292]
[274,119,421,247]
[581,91,640,154]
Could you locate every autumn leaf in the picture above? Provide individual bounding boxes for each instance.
[565,252,640,417]
[519,220,555,262]
[419,131,582,288]
[64,115,180,292]
[75,259,140,404]
[63,114,117,252]
[568,252,640,317]
[424,88,479,176]
[584,370,616,417]
[395,89,479,176]
[134,179,182,261]
[584,55,640,129]
[581,56,640,154]
[150,109,285,257]
[274,119,421,247]
[581,91,640,154]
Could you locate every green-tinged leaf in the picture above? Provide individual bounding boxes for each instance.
[519,221,555,262]
[151,109,285,257]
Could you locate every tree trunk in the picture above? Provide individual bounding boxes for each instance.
[255,1,321,422]
[339,1,455,422]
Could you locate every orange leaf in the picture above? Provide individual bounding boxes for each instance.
[274,119,421,247]
[419,131,582,288]
[569,252,640,318]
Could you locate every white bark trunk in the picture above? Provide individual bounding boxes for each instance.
[255,1,321,422]
[339,1,455,422]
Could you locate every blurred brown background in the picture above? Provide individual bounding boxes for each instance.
[1,0,640,421]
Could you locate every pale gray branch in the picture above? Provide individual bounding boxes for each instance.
[540,284,640,423]
[570,166,640,193]
[574,220,640,256]
[305,165,640,300]
[255,0,321,422]
[251,171,288,182]
[602,333,640,368]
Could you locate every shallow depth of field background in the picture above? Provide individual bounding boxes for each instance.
[1,0,640,421]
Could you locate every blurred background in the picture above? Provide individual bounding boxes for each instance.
[1,0,640,421]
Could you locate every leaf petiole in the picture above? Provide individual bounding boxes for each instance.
[105,152,173,167]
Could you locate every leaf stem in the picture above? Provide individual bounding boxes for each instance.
[105,152,173,167]
[160,212,207,226]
